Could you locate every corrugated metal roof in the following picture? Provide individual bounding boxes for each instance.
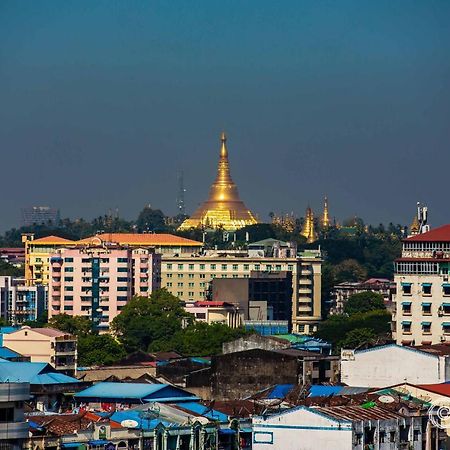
[267,384,295,399]
[313,405,404,421]
[0,347,21,359]
[308,385,343,397]
[171,402,229,422]
[0,362,79,384]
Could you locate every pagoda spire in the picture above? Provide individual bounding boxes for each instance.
[321,196,330,228]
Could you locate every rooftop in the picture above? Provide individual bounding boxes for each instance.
[0,362,80,384]
[405,224,450,242]
[31,235,75,245]
[78,233,202,247]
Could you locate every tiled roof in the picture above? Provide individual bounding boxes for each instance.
[77,233,202,246]
[416,383,450,397]
[31,236,75,244]
[313,405,405,421]
[406,224,450,242]
[28,327,71,338]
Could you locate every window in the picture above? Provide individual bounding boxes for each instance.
[117,258,128,263]
[233,274,239,278]
[379,431,386,443]
[221,274,227,278]
[117,286,128,291]
[117,267,128,272]
[117,296,128,301]
[167,282,173,287]
[200,274,206,279]
[422,322,431,334]
[390,431,396,443]
[189,264,194,270]
[200,264,205,270]
[140,278,147,283]
[188,274,194,279]
[178,274,184,279]
[167,273,173,278]
[422,283,432,295]
[413,430,420,441]
[117,277,129,282]
[288,264,294,271]
[82,258,90,263]
[64,295,73,301]
[243,264,249,271]
[188,282,194,288]
[64,267,74,272]
[443,304,450,315]
[188,291,194,297]
[221,264,227,270]
[402,302,412,315]
[444,285,450,296]
[166,263,172,270]
[422,303,432,315]
[211,264,216,270]
[101,258,109,263]
[178,264,184,270]
[196,313,206,319]
[266,265,272,271]
[65,286,74,291]
[178,282,184,287]
[64,276,73,282]
[254,264,260,270]
[355,434,362,445]
[64,305,73,311]
[232,264,238,271]
[275,264,282,271]
[0,407,14,422]
[402,322,412,333]
[177,291,183,297]
[64,257,74,263]
[402,284,412,295]
[443,324,450,335]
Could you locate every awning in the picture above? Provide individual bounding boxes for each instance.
[442,303,450,307]
[421,302,432,306]
[240,428,252,433]
[61,444,84,449]
[401,321,412,325]
[422,283,432,287]
[442,323,450,327]
[443,283,450,288]
[88,441,108,445]
[421,322,431,326]
[401,282,412,286]
[401,302,412,306]
[219,429,236,435]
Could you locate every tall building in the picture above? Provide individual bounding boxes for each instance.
[178,133,258,231]
[393,223,450,345]
[47,243,161,328]
[21,206,60,227]
[161,239,322,333]
[0,276,47,324]
[23,233,202,286]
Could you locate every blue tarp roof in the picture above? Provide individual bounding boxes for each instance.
[0,362,80,384]
[0,347,22,359]
[172,401,228,422]
[107,410,168,430]
[266,384,295,399]
[308,385,343,397]
[75,382,196,402]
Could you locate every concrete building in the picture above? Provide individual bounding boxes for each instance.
[47,242,161,328]
[331,278,393,315]
[23,232,202,286]
[0,382,30,449]
[0,276,47,324]
[393,223,450,345]
[161,241,322,333]
[3,326,77,376]
[184,301,243,328]
[253,403,428,450]
[340,344,450,387]
[21,206,60,227]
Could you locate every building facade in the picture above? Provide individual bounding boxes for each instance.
[0,276,47,324]
[47,243,161,328]
[3,326,77,376]
[184,301,243,328]
[161,247,322,333]
[393,224,450,345]
[23,232,202,287]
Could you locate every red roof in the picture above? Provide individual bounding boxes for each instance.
[406,224,450,242]
[416,383,450,397]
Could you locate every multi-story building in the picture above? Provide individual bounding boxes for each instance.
[23,232,202,287]
[21,206,60,227]
[0,276,47,324]
[47,243,161,328]
[184,301,243,328]
[393,223,450,345]
[3,326,77,376]
[161,240,322,334]
[0,382,30,449]
[330,278,393,315]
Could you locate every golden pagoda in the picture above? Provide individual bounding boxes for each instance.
[178,133,258,231]
[409,214,420,236]
[321,196,330,228]
[300,206,317,243]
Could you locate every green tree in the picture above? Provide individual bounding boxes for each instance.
[0,260,23,277]
[111,289,192,352]
[344,291,385,315]
[136,206,167,232]
[77,334,126,367]
[150,322,249,356]
[47,314,92,336]
[337,328,376,350]
[23,311,49,328]
[333,259,367,283]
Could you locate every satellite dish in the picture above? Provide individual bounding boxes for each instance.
[378,395,395,404]
[121,419,139,428]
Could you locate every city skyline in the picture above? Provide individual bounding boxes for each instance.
[1,1,450,231]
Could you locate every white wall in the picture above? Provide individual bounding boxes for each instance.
[252,407,352,450]
[341,345,444,387]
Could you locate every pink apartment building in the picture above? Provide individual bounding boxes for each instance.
[48,243,161,329]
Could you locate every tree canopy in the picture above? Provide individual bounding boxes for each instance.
[343,291,385,316]
[47,314,92,337]
[77,334,126,367]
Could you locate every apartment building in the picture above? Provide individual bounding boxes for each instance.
[3,326,77,376]
[23,232,202,286]
[47,243,161,328]
[161,240,322,333]
[0,276,47,324]
[393,223,450,345]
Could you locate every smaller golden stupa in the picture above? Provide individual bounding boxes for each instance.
[178,133,258,231]
[300,206,317,243]
[409,214,420,236]
[321,196,330,228]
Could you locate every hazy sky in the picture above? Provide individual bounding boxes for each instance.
[1,1,450,231]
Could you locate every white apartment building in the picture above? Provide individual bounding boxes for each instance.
[393,224,450,345]
[161,240,322,334]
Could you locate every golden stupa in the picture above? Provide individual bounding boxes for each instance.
[178,133,258,231]
[300,206,317,243]
[321,196,330,228]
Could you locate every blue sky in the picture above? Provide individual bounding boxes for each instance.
[1,0,449,230]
